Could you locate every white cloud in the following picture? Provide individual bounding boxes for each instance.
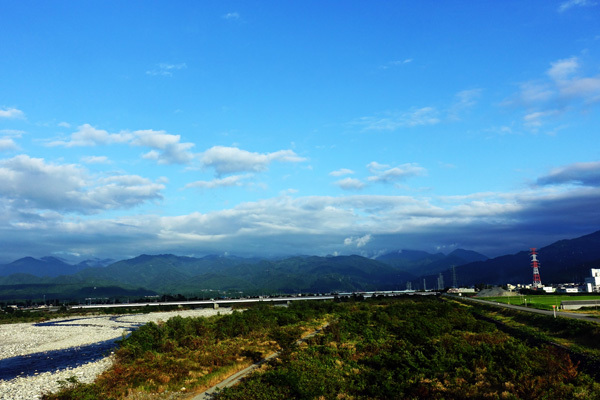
[58,122,71,128]
[223,12,240,20]
[3,175,600,261]
[81,156,110,164]
[547,57,579,81]
[0,138,18,151]
[353,107,440,131]
[559,76,600,102]
[146,63,187,77]
[508,56,600,131]
[485,126,515,135]
[335,177,365,190]
[558,0,596,12]
[87,175,164,209]
[329,168,354,177]
[48,125,195,164]
[523,110,560,129]
[185,174,250,189]
[0,129,24,136]
[0,155,163,214]
[542,57,600,103]
[201,146,306,175]
[367,162,426,183]
[516,82,554,105]
[131,130,195,164]
[49,124,133,147]
[344,234,372,248]
[379,59,413,69]
[0,107,25,119]
[448,89,482,120]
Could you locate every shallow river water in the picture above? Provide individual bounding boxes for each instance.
[0,308,231,399]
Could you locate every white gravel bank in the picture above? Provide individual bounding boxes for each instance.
[0,307,231,399]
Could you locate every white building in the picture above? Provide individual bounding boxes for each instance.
[584,268,600,293]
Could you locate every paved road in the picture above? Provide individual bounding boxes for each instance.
[449,295,600,322]
[190,323,329,400]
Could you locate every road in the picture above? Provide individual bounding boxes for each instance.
[190,323,330,400]
[449,295,600,322]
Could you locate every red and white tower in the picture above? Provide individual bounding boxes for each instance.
[530,248,542,289]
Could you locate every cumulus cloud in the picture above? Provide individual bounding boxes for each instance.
[0,137,18,151]
[329,168,354,177]
[185,174,251,189]
[0,107,25,119]
[48,124,195,164]
[0,155,163,214]
[335,177,365,190]
[536,161,600,187]
[201,146,306,175]
[48,124,133,147]
[367,162,426,183]
[87,175,164,209]
[132,130,195,164]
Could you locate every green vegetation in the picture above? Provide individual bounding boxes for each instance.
[43,301,335,400]
[216,297,600,399]
[485,294,600,311]
[43,296,600,399]
[464,299,600,359]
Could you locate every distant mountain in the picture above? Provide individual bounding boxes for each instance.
[73,254,415,295]
[0,256,115,278]
[2,230,600,301]
[0,257,80,278]
[376,250,445,272]
[376,248,488,276]
[421,249,489,276]
[448,249,489,263]
[424,230,600,287]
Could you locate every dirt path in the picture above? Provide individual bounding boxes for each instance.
[190,323,329,400]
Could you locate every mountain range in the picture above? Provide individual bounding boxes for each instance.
[1,229,600,301]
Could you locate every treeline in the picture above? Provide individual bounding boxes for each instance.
[45,297,600,399]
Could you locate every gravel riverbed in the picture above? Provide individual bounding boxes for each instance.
[0,308,232,400]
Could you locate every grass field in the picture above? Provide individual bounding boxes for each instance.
[484,294,600,311]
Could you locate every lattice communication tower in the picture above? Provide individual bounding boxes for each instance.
[530,248,542,289]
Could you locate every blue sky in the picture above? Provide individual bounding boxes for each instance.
[1,1,599,263]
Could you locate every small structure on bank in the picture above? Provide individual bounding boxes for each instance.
[585,269,600,293]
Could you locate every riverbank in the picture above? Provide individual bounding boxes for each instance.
[0,308,231,399]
